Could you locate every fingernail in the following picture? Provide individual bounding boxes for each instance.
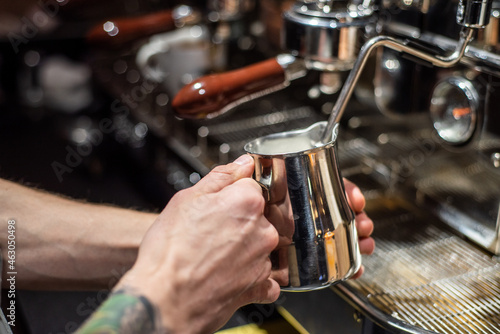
[234,154,253,165]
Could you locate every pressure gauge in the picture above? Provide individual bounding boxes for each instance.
[430,76,479,145]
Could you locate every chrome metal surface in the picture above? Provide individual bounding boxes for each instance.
[413,152,500,255]
[337,194,500,334]
[321,27,475,143]
[245,122,361,291]
[171,5,201,27]
[457,0,493,28]
[383,23,500,74]
[282,1,376,71]
[207,0,255,21]
[430,76,479,145]
[276,54,308,82]
[384,0,432,13]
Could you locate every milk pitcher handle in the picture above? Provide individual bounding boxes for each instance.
[248,154,276,203]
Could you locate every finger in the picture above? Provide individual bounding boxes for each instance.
[350,265,365,280]
[228,177,263,198]
[221,178,268,220]
[344,178,365,214]
[217,184,279,253]
[238,278,281,305]
[355,212,374,238]
[270,248,290,286]
[359,237,375,255]
[243,255,274,290]
[264,203,294,246]
[195,155,255,194]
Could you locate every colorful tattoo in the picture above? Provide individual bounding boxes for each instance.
[75,289,163,334]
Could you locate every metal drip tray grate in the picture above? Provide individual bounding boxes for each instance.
[345,197,500,334]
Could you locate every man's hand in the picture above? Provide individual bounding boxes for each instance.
[344,178,375,279]
[115,155,280,334]
[100,156,375,334]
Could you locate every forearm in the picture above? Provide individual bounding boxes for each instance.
[0,178,157,290]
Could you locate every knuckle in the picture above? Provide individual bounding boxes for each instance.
[210,164,231,176]
[249,191,266,211]
[231,179,266,209]
[248,226,278,256]
[167,189,190,208]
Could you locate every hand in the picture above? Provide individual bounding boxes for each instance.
[344,178,375,279]
[115,155,280,334]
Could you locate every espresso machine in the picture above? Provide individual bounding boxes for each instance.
[19,0,498,332]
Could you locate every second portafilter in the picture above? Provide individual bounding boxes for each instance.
[172,0,377,119]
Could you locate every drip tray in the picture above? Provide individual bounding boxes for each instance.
[336,195,500,334]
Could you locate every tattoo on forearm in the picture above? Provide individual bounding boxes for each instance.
[74,288,164,334]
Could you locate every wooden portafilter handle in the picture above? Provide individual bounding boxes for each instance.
[86,6,199,49]
[172,55,305,119]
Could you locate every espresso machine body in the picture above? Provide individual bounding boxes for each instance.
[371,0,500,255]
[163,1,500,333]
[21,0,497,333]
[124,2,500,332]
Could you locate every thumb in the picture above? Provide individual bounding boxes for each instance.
[195,155,255,194]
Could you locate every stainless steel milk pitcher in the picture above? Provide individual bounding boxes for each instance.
[244,121,361,291]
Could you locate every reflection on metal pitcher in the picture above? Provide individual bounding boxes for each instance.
[245,122,361,291]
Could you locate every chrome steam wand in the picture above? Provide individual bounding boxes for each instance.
[320,0,493,144]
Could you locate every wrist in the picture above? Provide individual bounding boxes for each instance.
[113,270,202,334]
[75,286,165,334]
